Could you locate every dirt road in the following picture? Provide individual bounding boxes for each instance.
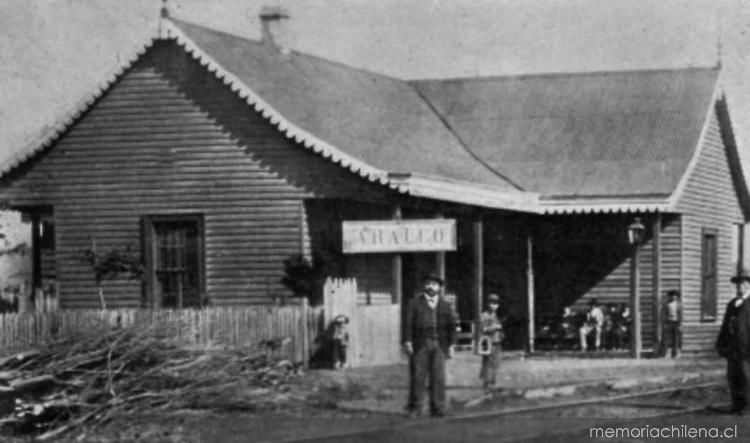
[271,385,738,443]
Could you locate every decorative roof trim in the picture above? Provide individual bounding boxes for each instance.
[389,173,540,212]
[540,198,671,214]
[160,20,400,191]
[667,79,721,210]
[0,30,160,175]
[0,18,543,213]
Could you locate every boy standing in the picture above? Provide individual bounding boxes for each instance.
[662,290,682,358]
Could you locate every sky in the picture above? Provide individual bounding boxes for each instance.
[1,0,750,171]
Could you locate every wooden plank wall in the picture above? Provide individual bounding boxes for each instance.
[675,107,745,354]
[0,42,392,308]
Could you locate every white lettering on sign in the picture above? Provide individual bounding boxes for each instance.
[342,219,457,253]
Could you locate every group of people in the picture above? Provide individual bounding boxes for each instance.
[577,299,631,352]
[402,272,502,418]
[573,291,681,357]
[323,266,750,418]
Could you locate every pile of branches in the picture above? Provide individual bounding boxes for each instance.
[0,325,302,440]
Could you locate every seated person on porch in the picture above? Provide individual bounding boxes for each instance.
[614,303,631,350]
[579,298,604,351]
[560,306,578,337]
[555,306,580,349]
[602,303,619,350]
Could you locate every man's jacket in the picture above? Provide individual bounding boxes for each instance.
[404,294,457,352]
[717,297,750,359]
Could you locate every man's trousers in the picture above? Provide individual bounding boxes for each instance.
[411,338,446,414]
[662,321,681,357]
[479,344,501,388]
[727,358,750,411]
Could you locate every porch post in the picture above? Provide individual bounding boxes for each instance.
[30,215,42,295]
[392,205,403,305]
[652,214,662,352]
[630,239,642,359]
[435,213,446,291]
[473,215,484,325]
[527,230,535,353]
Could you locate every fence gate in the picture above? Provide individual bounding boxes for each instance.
[323,278,402,367]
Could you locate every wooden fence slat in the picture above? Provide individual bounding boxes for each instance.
[0,307,324,364]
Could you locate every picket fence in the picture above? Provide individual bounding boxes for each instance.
[0,305,324,363]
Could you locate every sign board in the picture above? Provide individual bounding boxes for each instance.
[342,219,457,253]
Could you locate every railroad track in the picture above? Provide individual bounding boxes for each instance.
[285,381,726,443]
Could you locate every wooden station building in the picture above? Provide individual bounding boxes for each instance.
[0,11,748,356]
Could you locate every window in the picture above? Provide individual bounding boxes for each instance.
[701,228,718,321]
[143,214,205,308]
[731,223,746,272]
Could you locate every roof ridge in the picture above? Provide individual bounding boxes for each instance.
[409,65,720,84]
[169,17,404,85]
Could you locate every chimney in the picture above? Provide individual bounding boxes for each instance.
[259,5,290,52]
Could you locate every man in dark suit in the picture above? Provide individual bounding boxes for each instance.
[717,269,750,414]
[403,273,456,418]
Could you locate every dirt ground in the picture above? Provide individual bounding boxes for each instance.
[3,353,727,442]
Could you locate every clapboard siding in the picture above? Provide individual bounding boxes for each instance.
[532,214,687,349]
[0,41,392,308]
[676,107,744,353]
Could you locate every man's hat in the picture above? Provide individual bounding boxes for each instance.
[334,314,349,324]
[731,268,750,284]
[666,289,680,298]
[487,293,500,303]
[422,272,445,286]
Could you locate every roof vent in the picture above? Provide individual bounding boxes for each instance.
[259,5,290,53]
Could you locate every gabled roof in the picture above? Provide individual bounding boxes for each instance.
[1,17,744,216]
[411,68,720,210]
[0,18,537,213]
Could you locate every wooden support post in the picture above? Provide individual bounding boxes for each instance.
[31,215,42,295]
[473,216,484,325]
[436,213,446,295]
[527,230,535,354]
[652,214,662,353]
[392,205,403,305]
[630,240,642,359]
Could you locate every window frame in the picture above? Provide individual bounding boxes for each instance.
[700,227,719,322]
[142,214,206,309]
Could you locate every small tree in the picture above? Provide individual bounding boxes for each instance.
[281,252,328,306]
[82,240,143,310]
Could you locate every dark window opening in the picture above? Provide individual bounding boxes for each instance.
[143,214,205,309]
[701,228,718,321]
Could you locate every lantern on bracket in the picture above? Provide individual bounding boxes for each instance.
[627,217,646,246]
